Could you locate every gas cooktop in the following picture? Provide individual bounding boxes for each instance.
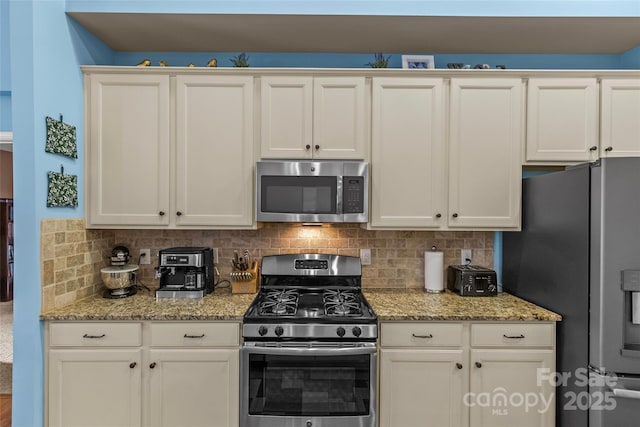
[242,254,377,341]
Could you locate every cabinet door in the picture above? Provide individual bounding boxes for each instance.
[175,75,254,227]
[469,349,555,427]
[148,349,239,427]
[526,78,598,163]
[601,78,640,157]
[370,78,445,228]
[449,78,523,229]
[87,74,170,226]
[48,349,142,427]
[260,76,313,158]
[380,349,468,427]
[313,77,367,159]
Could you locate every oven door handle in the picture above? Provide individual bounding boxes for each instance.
[243,344,376,357]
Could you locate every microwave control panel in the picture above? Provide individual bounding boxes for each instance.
[343,176,365,213]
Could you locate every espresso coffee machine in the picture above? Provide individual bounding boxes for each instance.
[156,247,215,299]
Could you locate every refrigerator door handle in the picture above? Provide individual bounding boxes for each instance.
[612,388,640,400]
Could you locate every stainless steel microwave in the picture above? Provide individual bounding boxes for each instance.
[256,160,369,223]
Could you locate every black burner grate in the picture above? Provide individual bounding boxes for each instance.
[323,289,362,317]
[259,289,299,316]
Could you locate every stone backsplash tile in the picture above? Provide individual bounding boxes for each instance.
[40,221,494,310]
[113,224,493,290]
[40,219,114,312]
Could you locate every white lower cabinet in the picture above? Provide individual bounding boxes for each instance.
[147,322,239,427]
[379,322,468,427]
[380,349,467,427]
[469,323,555,427]
[379,321,556,427]
[46,321,240,427]
[469,349,555,427]
[148,349,239,427]
[48,349,143,427]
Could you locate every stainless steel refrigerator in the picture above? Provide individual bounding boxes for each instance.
[503,157,640,427]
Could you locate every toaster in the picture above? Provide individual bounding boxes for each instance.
[447,265,498,296]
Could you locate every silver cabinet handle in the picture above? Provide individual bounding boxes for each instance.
[412,333,433,339]
[503,334,525,339]
[83,333,106,339]
[184,333,205,338]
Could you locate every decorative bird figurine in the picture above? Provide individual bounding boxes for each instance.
[206,58,218,67]
[159,60,169,67]
[136,59,151,67]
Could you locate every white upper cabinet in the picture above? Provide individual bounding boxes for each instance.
[175,75,254,227]
[449,78,523,229]
[600,78,640,157]
[370,77,446,228]
[85,72,256,229]
[525,78,599,163]
[260,76,367,159]
[86,73,171,226]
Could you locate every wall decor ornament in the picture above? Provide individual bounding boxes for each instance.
[47,168,78,208]
[367,53,391,68]
[401,55,435,69]
[45,115,77,159]
[230,53,250,67]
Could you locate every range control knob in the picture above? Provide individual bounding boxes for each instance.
[464,284,473,293]
[336,327,346,337]
[274,326,284,337]
[258,326,268,336]
[352,326,362,337]
[488,284,496,292]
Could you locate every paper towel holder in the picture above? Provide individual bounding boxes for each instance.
[424,246,445,294]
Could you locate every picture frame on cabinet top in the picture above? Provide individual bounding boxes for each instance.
[402,55,435,69]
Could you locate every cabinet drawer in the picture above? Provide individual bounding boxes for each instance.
[49,322,142,347]
[381,323,463,347]
[471,323,554,348]
[150,322,239,347]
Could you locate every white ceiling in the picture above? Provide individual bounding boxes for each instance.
[67,13,640,54]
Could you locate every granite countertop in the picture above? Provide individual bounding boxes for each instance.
[40,287,256,321]
[364,289,561,321]
[41,287,561,322]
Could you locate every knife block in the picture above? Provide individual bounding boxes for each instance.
[231,261,260,294]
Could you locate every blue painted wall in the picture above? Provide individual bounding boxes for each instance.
[113,51,625,69]
[622,45,640,68]
[9,1,113,425]
[7,1,639,426]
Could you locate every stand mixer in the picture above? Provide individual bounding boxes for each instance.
[101,245,139,298]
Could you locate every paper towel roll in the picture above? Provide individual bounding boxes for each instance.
[425,251,444,293]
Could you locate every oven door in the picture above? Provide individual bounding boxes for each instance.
[240,342,377,427]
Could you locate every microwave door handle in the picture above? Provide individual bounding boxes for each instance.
[336,176,343,215]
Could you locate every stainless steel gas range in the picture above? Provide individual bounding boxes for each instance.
[240,254,378,427]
